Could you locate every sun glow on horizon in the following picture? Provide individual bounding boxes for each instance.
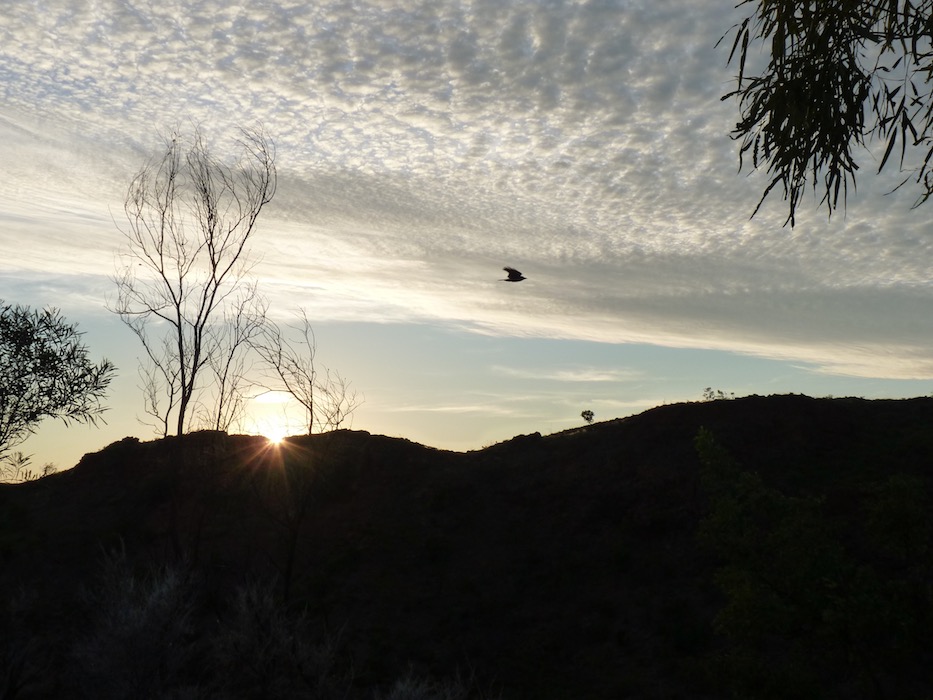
[261,424,290,445]
[246,394,306,446]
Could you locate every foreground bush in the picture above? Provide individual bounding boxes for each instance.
[0,549,498,699]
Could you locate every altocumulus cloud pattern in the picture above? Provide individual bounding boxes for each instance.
[2,0,933,379]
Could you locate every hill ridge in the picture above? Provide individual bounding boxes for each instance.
[2,393,933,698]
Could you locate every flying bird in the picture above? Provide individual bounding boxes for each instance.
[502,267,526,282]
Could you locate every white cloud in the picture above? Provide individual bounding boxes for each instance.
[492,365,641,383]
[1,0,933,382]
[385,402,519,417]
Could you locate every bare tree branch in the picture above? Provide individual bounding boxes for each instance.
[251,309,362,435]
[201,285,268,432]
[112,125,276,436]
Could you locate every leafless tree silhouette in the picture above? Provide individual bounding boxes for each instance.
[113,126,276,436]
[252,309,361,435]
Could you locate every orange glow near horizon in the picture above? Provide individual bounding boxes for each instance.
[246,397,304,447]
[263,425,290,445]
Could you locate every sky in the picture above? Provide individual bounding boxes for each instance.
[2,0,933,471]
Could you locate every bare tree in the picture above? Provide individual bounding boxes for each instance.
[252,309,361,435]
[113,126,276,436]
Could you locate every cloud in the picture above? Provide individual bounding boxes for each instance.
[385,402,519,417]
[2,0,933,381]
[492,365,641,383]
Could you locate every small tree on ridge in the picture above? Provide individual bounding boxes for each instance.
[251,309,361,435]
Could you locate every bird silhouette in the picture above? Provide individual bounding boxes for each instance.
[502,266,526,282]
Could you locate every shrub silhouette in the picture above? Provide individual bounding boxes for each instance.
[208,579,346,699]
[696,427,933,699]
[55,546,497,699]
[375,670,501,700]
[69,548,200,699]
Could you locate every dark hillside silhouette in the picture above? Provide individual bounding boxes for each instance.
[2,394,933,698]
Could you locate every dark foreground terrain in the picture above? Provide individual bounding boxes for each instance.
[2,394,933,699]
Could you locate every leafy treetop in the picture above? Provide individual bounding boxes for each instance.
[723,0,933,226]
[0,302,115,459]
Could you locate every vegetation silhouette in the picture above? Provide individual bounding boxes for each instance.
[722,1,933,225]
[0,302,114,477]
[112,126,276,437]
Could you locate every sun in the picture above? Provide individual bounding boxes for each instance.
[261,423,290,446]
[248,395,301,446]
